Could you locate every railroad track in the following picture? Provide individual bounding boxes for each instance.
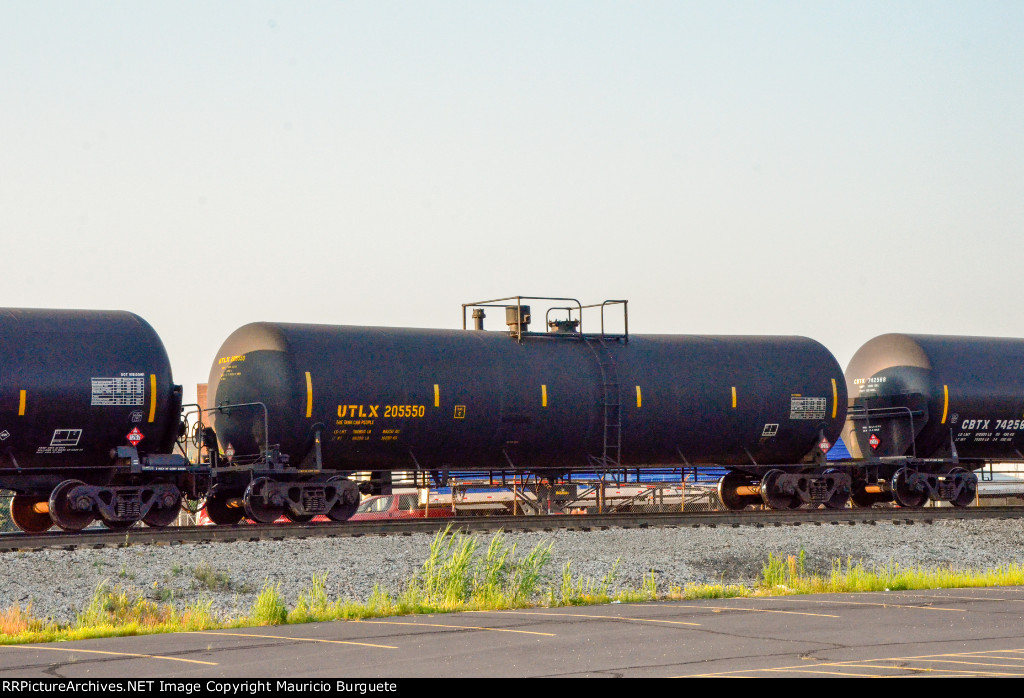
[4,505,1024,553]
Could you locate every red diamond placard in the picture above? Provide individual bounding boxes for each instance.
[818,438,831,453]
[868,433,881,450]
[126,427,144,445]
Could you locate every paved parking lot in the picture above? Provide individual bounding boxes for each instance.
[4,587,1024,677]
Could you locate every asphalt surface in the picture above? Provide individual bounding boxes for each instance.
[4,587,1024,677]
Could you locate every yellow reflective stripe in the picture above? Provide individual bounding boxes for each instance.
[541,384,547,407]
[305,371,313,418]
[731,386,737,409]
[942,385,949,424]
[434,384,440,407]
[831,378,838,419]
[148,374,157,423]
[18,390,26,416]
[636,386,642,408]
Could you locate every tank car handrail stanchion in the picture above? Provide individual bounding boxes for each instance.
[903,407,917,459]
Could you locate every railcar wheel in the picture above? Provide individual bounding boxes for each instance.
[947,467,978,508]
[10,496,53,534]
[143,487,183,527]
[717,471,759,511]
[326,477,361,521]
[822,468,851,509]
[891,468,928,508]
[243,477,285,524]
[204,493,244,525]
[48,479,95,532]
[760,470,801,510]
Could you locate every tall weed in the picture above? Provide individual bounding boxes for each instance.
[250,582,287,625]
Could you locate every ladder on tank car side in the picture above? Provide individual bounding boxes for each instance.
[585,337,622,469]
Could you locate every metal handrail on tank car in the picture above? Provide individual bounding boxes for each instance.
[178,403,206,458]
[542,300,629,342]
[462,295,584,342]
[179,402,267,467]
[847,404,921,459]
[201,401,273,468]
[571,299,629,342]
[462,296,629,343]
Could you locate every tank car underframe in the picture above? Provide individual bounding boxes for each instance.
[1,446,210,533]
[205,468,361,524]
[199,425,364,524]
[716,459,983,511]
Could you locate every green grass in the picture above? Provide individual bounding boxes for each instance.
[2,527,1024,646]
[757,551,1024,595]
[192,563,232,591]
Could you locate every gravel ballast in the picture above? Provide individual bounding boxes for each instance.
[4,519,1024,624]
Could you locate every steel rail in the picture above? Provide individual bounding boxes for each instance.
[3,506,1024,553]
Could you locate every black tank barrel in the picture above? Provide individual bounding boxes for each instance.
[0,308,180,483]
[845,333,1024,460]
[208,323,847,472]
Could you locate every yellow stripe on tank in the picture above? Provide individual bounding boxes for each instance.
[18,390,26,416]
[941,385,949,424]
[541,384,547,407]
[305,372,313,418]
[636,386,642,408]
[831,378,838,419]
[731,386,737,409]
[434,384,440,407]
[148,374,157,423]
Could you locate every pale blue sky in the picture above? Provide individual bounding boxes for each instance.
[2,1,1022,402]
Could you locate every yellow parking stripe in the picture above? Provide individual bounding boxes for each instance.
[478,609,700,627]
[903,658,1024,669]
[697,605,839,618]
[193,631,396,650]
[771,597,965,613]
[828,663,1018,676]
[906,593,1024,604]
[8,644,216,666]
[678,648,1024,677]
[765,667,889,677]
[353,619,554,636]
